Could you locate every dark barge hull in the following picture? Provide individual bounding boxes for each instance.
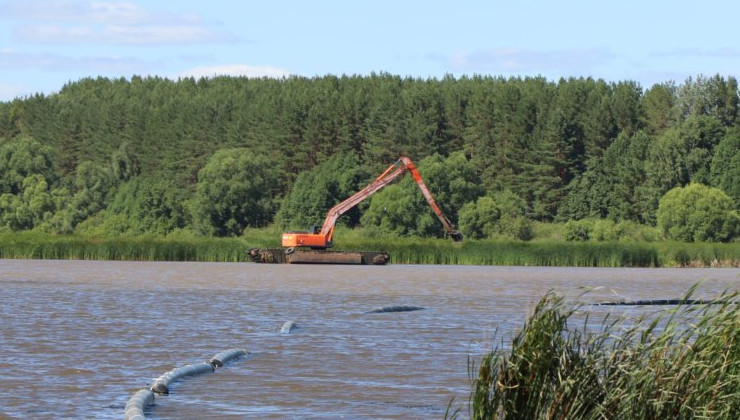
[248,248,390,265]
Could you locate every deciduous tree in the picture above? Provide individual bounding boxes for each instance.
[656,183,740,242]
[190,148,281,236]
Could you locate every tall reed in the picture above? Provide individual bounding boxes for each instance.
[1,231,738,267]
[465,288,740,419]
[0,232,250,262]
[339,237,661,267]
[658,241,740,267]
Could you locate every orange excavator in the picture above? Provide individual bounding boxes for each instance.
[249,156,462,265]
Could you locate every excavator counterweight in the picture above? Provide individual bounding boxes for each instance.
[249,156,462,265]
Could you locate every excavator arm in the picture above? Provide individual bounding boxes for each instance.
[282,156,463,249]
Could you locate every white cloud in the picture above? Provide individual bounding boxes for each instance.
[2,1,235,45]
[15,24,234,45]
[179,64,291,79]
[0,0,198,25]
[0,49,158,72]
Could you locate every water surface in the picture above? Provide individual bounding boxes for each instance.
[1,260,738,419]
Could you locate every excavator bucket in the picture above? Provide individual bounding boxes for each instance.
[450,231,464,242]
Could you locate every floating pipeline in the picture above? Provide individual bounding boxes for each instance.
[150,362,214,395]
[280,320,297,334]
[591,299,723,306]
[210,348,249,368]
[248,248,390,265]
[124,348,250,418]
[124,389,154,420]
[365,305,426,314]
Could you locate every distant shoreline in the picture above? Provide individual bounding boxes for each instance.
[1,232,738,267]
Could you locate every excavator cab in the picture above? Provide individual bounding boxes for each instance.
[281,231,332,248]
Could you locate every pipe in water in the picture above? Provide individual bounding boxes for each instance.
[124,388,154,420]
[150,362,214,395]
[365,305,426,314]
[280,320,297,334]
[210,348,249,368]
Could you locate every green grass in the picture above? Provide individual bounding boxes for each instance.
[338,235,661,267]
[657,241,740,267]
[461,287,740,419]
[0,232,250,262]
[1,229,738,267]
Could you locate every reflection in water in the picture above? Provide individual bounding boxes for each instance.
[1,260,738,419]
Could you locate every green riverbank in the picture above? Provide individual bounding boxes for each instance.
[463,289,740,419]
[1,232,739,267]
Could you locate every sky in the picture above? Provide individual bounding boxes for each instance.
[1,0,740,101]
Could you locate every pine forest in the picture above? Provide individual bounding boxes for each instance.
[1,73,739,246]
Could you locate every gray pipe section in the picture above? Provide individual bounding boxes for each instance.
[126,348,252,418]
[280,320,297,334]
[124,388,154,420]
[365,305,426,314]
[592,299,719,306]
[210,348,249,368]
[150,362,214,395]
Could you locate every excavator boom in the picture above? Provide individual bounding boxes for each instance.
[282,156,462,249]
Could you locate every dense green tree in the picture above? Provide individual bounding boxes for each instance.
[0,174,56,230]
[1,74,739,236]
[360,152,483,237]
[656,183,740,242]
[275,152,369,230]
[550,78,606,169]
[463,77,545,195]
[71,162,117,215]
[609,81,643,137]
[89,178,188,235]
[458,195,500,239]
[0,136,63,230]
[558,131,653,223]
[0,136,56,195]
[641,82,676,135]
[562,219,593,241]
[111,141,140,181]
[710,126,740,208]
[674,75,739,126]
[458,189,531,240]
[645,115,725,195]
[414,151,485,217]
[190,148,281,236]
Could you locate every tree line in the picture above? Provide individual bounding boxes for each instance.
[0,73,738,241]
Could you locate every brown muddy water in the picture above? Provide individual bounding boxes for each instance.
[1,259,739,419]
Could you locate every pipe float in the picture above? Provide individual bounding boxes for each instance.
[280,320,297,334]
[592,299,719,306]
[126,348,252,418]
[150,362,214,395]
[210,348,249,368]
[365,305,426,314]
[124,388,154,420]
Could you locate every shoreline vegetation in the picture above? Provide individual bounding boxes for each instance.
[461,289,740,419]
[1,231,739,267]
[3,76,740,267]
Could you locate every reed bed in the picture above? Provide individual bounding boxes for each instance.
[464,288,740,419]
[339,237,661,267]
[0,232,250,262]
[658,241,740,267]
[1,231,738,266]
